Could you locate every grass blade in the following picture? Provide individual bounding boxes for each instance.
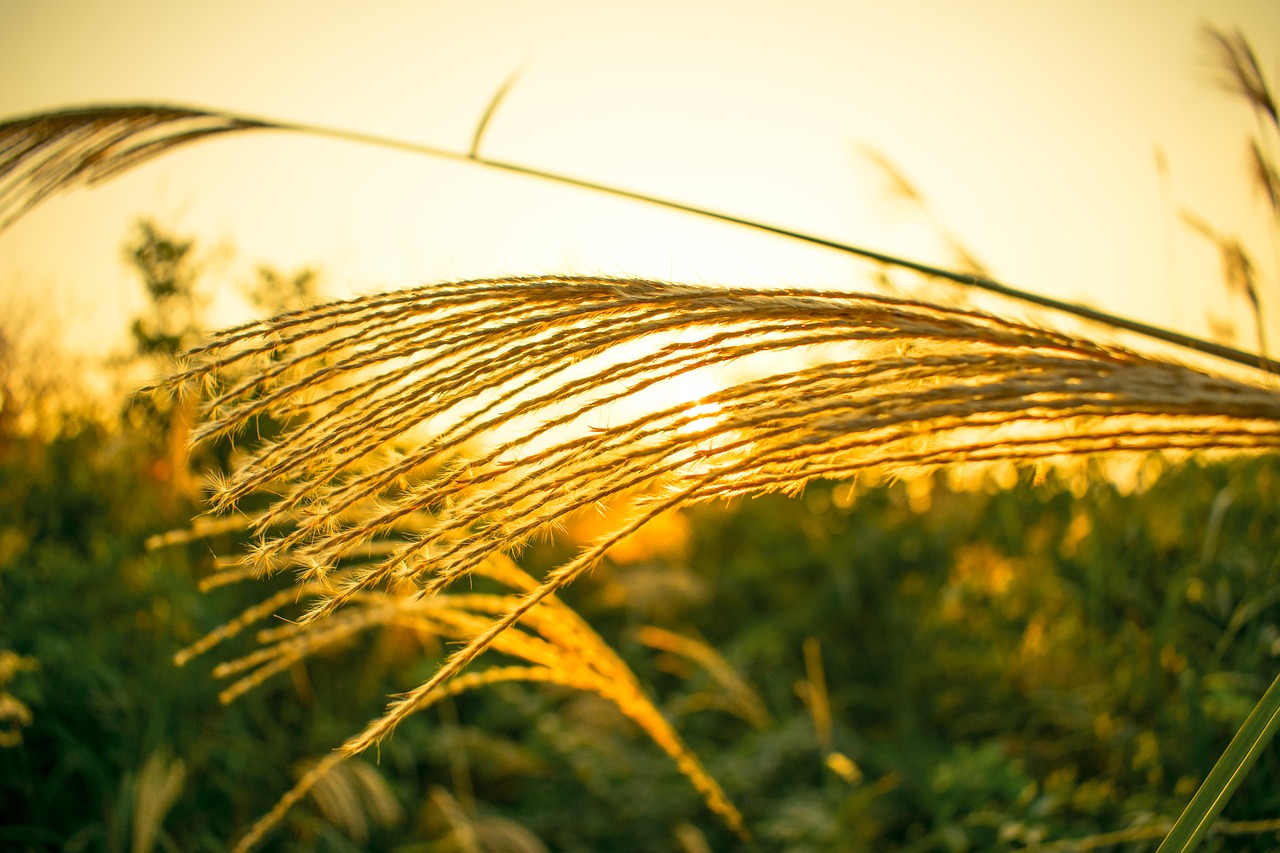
[1156,668,1280,853]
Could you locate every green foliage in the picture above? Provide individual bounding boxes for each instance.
[6,188,1280,852]
[667,460,1280,851]
[6,363,1280,851]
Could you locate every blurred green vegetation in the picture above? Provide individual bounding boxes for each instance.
[2,223,1279,852]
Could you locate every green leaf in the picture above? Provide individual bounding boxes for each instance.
[1157,668,1280,853]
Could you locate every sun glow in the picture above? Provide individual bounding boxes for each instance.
[679,399,723,435]
[668,371,725,436]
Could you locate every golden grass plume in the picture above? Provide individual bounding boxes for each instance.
[163,275,1280,816]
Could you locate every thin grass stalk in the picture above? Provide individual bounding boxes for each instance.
[4,105,1278,373]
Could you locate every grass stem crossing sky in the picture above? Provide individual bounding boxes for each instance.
[1,0,1278,363]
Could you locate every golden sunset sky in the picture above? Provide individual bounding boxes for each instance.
[2,0,1278,365]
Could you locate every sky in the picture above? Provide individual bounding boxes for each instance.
[1,0,1279,369]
